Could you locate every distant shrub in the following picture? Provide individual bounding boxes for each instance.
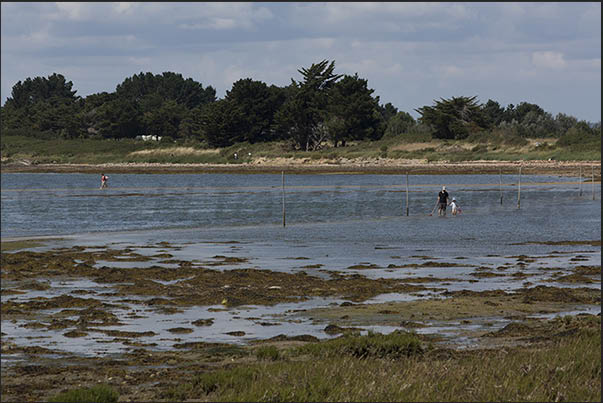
[1,128,55,139]
[466,131,492,144]
[297,331,423,359]
[398,124,433,143]
[557,127,601,151]
[533,141,555,151]
[471,144,488,153]
[384,111,416,137]
[466,129,528,147]
[48,384,118,403]
[502,134,529,147]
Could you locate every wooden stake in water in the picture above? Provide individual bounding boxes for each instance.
[282,171,286,227]
[499,167,503,205]
[405,172,409,216]
[592,165,595,201]
[517,165,521,209]
[579,166,583,197]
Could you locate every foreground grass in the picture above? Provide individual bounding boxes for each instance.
[48,384,118,403]
[161,326,600,402]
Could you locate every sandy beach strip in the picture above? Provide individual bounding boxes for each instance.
[2,160,601,177]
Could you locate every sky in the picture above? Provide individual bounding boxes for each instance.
[1,2,601,122]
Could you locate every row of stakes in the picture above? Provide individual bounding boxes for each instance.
[279,165,599,226]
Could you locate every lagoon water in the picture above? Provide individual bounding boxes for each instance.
[1,172,601,356]
[1,172,600,242]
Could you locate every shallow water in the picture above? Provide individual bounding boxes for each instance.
[1,172,601,357]
[2,172,598,239]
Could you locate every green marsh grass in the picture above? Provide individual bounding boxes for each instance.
[295,330,424,359]
[48,384,118,403]
[162,325,600,402]
[256,345,280,361]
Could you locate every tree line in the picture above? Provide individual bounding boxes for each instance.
[1,60,600,150]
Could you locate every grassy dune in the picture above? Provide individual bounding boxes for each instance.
[1,134,600,166]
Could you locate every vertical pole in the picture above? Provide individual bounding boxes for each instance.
[517,165,521,209]
[282,171,286,227]
[592,165,595,201]
[579,166,583,197]
[499,167,503,205]
[405,172,409,216]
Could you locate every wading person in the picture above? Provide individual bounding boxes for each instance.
[449,197,461,216]
[437,186,449,216]
[100,173,108,189]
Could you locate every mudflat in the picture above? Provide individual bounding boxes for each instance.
[1,237,600,401]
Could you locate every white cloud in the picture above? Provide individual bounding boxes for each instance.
[127,56,152,67]
[318,2,452,22]
[179,18,236,30]
[144,2,273,30]
[532,51,567,70]
[113,2,134,15]
[54,2,87,20]
[291,2,473,36]
[439,65,463,77]
[45,2,274,28]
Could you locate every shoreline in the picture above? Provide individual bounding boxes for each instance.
[2,160,601,177]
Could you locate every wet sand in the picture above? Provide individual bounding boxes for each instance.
[2,160,601,178]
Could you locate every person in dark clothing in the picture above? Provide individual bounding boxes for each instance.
[437,186,449,216]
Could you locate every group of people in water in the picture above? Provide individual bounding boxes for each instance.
[99,172,460,216]
[436,185,461,216]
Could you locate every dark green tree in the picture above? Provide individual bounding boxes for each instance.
[2,73,83,137]
[197,99,245,147]
[274,60,342,150]
[481,99,506,128]
[112,72,216,139]
[115,72,216,110]
[384,111,416,138]
[80,92,116,137]
[35,99,82,138]
[416,96,486,140]
[5,73,77,109]
[327,73,384,146]
[143,99,188,139]
[378,102,399,125]
[514,102,545,123]
[224,78,286,143]
[95,98,143,138]
[554,113,578,135]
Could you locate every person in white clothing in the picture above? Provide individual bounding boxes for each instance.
[449,197,461,216]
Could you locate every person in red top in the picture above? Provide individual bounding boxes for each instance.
[100,173,108,189]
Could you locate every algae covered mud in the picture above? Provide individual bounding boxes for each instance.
[1,172,601,401]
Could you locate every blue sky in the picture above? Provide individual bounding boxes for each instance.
[1,2,601,122]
